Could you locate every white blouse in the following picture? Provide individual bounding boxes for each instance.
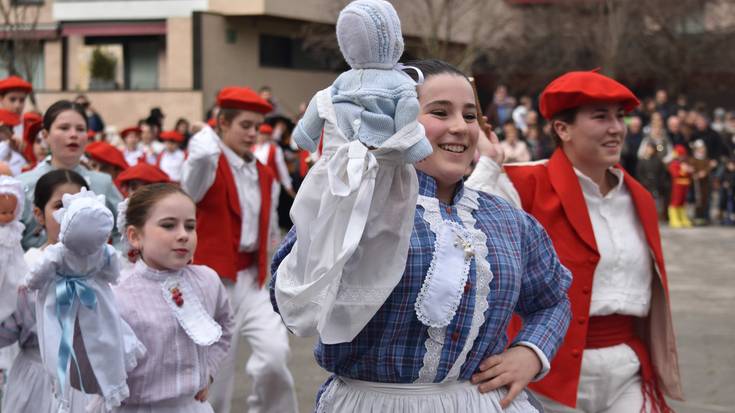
[158,149,186,182]
[113,260,232,405]
[466,156,653,317]
[181,126,261,252]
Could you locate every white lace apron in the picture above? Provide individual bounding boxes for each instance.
[275,87,423,344]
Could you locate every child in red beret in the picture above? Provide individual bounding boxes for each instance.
[668,144,693,228]
[156,131,186,182]
[120,126,145,167]
[468,70,682,413]
[85,141,129,181]
[180,86,297,413]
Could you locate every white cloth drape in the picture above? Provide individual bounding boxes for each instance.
[275,87,423,344]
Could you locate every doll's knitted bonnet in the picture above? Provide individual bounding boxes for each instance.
[336,0,404,69]
[53,188,113,256]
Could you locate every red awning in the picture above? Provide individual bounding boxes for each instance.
[61,21,166,37]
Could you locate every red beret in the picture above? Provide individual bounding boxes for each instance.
[85,141,129,171]
[22,113,43,163]
[258,124,273,135]
[216,87,272,114]
[121,126,141,138]
[0,76,32,94]
[87,130,96,139]
[115,163,169,186]
[159,130,185,143]
[674,144,687,157]
[0,109,20,127]
[539,70,640,120]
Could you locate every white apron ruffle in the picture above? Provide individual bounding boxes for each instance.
[1,347,93,413]
[316,376,538,413]
[275,87,423,344]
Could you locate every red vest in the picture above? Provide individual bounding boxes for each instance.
[193,153,273,286]
[505,148,682,407]
[264,144,280,183]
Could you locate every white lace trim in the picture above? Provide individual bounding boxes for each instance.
[161,277,223,347]
[444,188,493,382]
[414,219,475,328]
[316,376,339,413]
[103,379,130,409]
[415,194,448,383]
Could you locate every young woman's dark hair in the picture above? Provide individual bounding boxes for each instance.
[549,107,579,147]
[403,59,468,83]
[42,100,88,132]
[33,169,89,210]
[125,183,194,230]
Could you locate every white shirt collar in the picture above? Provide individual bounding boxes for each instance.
[574,167,625,199]
[219,140,255,172]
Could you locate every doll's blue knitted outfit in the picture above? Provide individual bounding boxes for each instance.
[292,0,432,163]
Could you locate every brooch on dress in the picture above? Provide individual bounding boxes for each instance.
[170,286,184,307]
[454,236,475,258]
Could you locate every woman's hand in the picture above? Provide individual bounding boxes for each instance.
[470,346,541,408]
[476,117,504,165]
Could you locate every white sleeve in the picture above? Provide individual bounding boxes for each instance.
[274,147,293,191]
[181,126,222,203]
[465,156,523,208]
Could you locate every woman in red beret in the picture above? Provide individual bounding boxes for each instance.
[180,86,297,413]
[156,130,186,182]
[467,70,683,412]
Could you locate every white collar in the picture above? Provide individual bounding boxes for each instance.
[574,167,625,199]
[134,259,183,282]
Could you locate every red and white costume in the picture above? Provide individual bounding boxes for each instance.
[254,126,293,244]
[180,86,297,413]
[467,71,683,413]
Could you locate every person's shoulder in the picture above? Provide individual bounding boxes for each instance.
[503,159,550,186]
[472,187,525,217]
[186,264,223,286]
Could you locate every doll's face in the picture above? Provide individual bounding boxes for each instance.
[0,194,18,224]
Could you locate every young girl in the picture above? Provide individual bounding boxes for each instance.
[0,169,92,412]
[113,183,232,412]
[17,100,122,249]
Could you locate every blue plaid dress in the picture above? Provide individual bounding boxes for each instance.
[270,171,571,397]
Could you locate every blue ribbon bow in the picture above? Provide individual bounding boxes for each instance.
[54,275,97,391]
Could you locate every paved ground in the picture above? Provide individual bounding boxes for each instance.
[231,226,734,412]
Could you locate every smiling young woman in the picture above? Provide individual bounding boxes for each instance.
[16,100,122,249]
[467,70,683,413]
[271,59,571,413]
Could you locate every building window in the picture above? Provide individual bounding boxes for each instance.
[259,34,346,71]
[0,40,44,88]
[84,36,162,90]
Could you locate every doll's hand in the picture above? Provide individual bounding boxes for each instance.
[471,346,541,408]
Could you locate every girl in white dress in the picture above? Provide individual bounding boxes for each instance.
[0,168,93,412]
[113,183,233,412]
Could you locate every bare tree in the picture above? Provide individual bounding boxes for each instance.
[0,0,43,105]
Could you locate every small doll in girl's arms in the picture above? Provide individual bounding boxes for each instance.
[24,188,145,412]
[111,183,232,412]
[0,176,26,323]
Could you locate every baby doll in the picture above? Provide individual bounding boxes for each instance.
[0,176,26,322]
[275,0,425,344]
[292,0,431,163]
[25,188,141,412]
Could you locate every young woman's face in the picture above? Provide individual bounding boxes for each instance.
[220,111,263,159]
[128,192,197,271]
[555,102,627,170]
[415,73,479,187]
[45,110,88,167]
[33,182,83,245]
